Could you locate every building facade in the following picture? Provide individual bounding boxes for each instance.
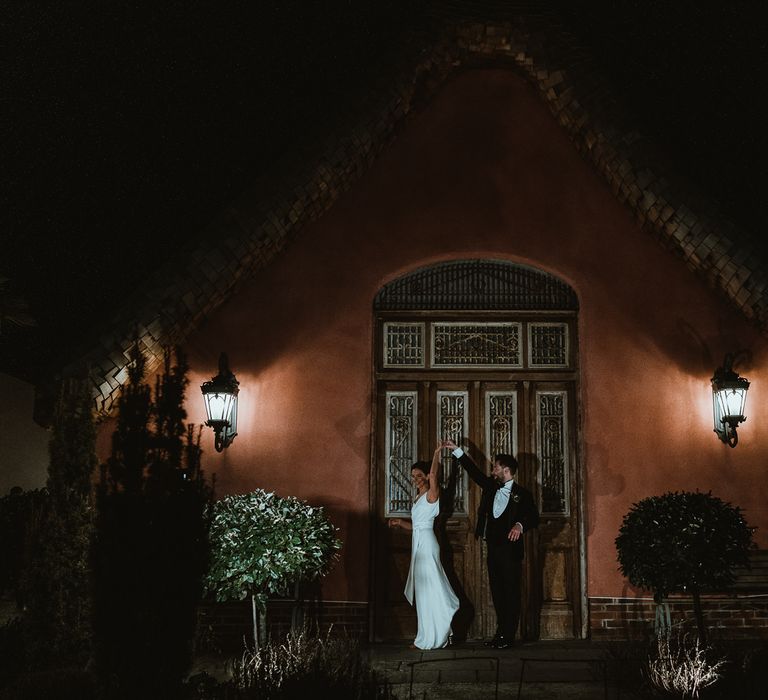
[178,68,768,641]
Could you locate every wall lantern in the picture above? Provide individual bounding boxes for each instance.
[201,353,239,452]
[711,353,750,448]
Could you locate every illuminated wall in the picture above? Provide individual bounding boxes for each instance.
[183,68,768,604]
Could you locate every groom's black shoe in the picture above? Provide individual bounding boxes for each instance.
[483,634,502,647]
[491,636,514,649]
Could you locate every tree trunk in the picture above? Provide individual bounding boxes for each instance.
[653,598,671,636]
[690,586,707,644]
[251,593,259,650]
[291,580,303,633]
[259,604,268,647]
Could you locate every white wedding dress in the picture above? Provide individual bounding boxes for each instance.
[404,493,460,649]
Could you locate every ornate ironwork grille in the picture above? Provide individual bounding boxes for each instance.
[486,392,518,459]
[383,322,425,367]
[437,391,469,514]
[374,260,579,311]
[529,322,569,368]
[536,391,569,515]
[432,322,522,368]
[385,392,418,516]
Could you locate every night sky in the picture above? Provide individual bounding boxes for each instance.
[2,1,767,380]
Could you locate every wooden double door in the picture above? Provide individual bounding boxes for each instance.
[372,378,582,641]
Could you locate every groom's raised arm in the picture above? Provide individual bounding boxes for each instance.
[442,440,493,488]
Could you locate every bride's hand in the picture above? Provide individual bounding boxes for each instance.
[388,518,401,529]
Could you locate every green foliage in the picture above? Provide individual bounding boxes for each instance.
[0,666,96,700]
[645,630,725,698]
[604,638,768,699]
[92,344,212,699]
[0,380,97,678]
[0,489,47,606]
[102,342,152,494]
[0,618,25,689]
[615,491,755,602]
[2,379,98,672]
[206,490,341,611]
[209,624,393,700]
[47,379,98,504]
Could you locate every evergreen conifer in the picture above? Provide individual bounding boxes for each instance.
[93,344,211,699]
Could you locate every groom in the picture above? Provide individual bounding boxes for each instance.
[442,439,539,648]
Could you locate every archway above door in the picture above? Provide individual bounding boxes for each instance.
[374,259,579,311]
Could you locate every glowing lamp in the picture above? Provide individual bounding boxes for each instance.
[711,353,750,448]
[201,353,239,452]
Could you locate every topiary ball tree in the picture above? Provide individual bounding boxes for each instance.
[206,489,341,649]
[616,490,754,642]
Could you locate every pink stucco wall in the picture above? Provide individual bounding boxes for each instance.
[182,69,768,603]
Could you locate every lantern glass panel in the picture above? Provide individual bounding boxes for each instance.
[204,392,235,426]
[226,396,238,439]
[716,386,747,420]
[712,390,723,433]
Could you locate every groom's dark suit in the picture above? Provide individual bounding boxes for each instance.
[455,449,539,643]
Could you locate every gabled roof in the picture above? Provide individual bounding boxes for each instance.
[41,14,768,414]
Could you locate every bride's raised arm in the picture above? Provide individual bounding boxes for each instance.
[427,445,442,503]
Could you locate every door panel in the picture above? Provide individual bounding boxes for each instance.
[373,377,581,641]
[529,382,581,639]
[435,389,470,515]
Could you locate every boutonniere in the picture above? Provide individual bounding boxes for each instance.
[511,493,520,503]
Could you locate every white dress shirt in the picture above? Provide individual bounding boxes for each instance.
[453,446,523,531]
[493,479,515,518]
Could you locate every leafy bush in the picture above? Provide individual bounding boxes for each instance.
[0,489,47,607]
[0,619,25,690]
[21,379,96,670]
[708,643,768,699]
[0,667,96,700]
[616,491,755,641]
[645,630,725,699]
[229,624,390,700]
[606,638,768,700]
[92,346,212,699]
[0,379,97,673]
[206,490,341,646]
[184,627,394,700]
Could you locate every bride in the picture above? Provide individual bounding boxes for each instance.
[389,445,460,649]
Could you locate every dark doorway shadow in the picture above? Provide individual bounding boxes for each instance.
[436,464,474,641]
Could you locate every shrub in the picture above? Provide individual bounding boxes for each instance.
[714,643,768,699]
[20,378,96,670]
[645,630,725,699]
[206,490,341,648]
[92,345,212,699]
[0,619,25,690]
[0,667,96,700]
[229,624,390,700]
[616,491,754,641]
[606,638,768,699]
[0,489,47,608]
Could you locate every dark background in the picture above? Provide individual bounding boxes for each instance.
[2,1,766,379]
